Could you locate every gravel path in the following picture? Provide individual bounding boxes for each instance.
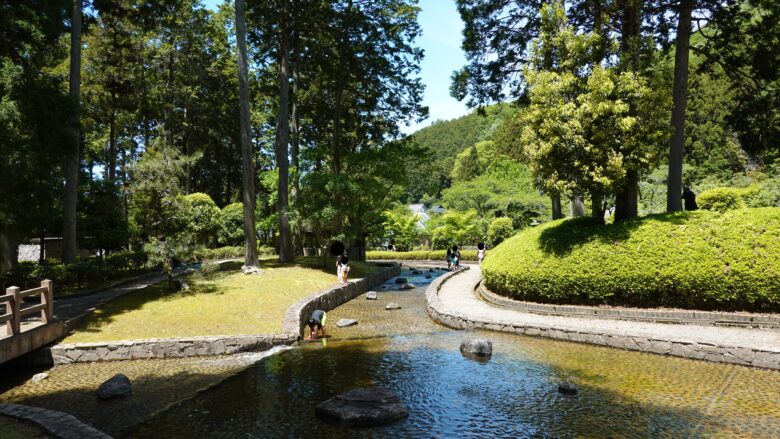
[437,266,780,354]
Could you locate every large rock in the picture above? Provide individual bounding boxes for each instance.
[336,319,358,328]
[385,302,401,310]
[428,268,435,273]
[411,270,423,275]
[394,277,408,284]
[460,339,493,359]
[98,374,131,400]
[366,291,378,300]
[31,373,48,383]
[399,283,415,290]
[241,265,262,275]
[316,387,408,427]
[425,274,432,279]
[558,382,578,395]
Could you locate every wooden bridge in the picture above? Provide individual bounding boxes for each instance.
[0,280,65,364]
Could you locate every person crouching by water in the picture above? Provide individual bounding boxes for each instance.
[337,250,350,285]
[451,245,461,270]
[305,309,327,340]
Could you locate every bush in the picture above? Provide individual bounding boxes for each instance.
[482,208,780,311]
[219,202,246,246]
[194,245,276,261]
[184,193,221,245]
[488,217,514,246]
[366,250,479,261]
[697,186,757,212]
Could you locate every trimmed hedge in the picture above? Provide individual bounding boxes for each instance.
[366,250,479,261]
[482,208,780,311]
[698,186,757,212]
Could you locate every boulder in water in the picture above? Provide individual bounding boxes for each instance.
[460,339,493,359]
[425,274,432,279]
[411,270,423,275]
[394,277,408,284]
[316,387,408,427]
[558,382,578,395]
[336,319,358,327]
[98,374,131,400]
[385,302,401,310]
[366,291,377,300]
[428,268,435,273]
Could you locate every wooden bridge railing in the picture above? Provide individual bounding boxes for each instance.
[1,280,53,336]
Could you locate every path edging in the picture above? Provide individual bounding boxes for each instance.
[0,403,111,439]
[426,268,780,370]
[478,282,780,329]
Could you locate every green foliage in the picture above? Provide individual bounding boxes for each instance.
[426,210,481,249]
[450,144,484,182]
[483,208,780,311]
[367,250,478,261]
[194,245,276,262]
[405,104,516,201]
[487,217,514,247]
[78,179,129,253]
[697,186,757,212]
[184,193,221,246]
[218,202,246,246]
[382,208,421,252]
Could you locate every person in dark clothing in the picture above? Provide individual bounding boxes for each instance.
[306,309,327,340]
[683,186,698,211]
[451,245,461,270]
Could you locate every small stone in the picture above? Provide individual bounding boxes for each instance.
[336,319,358,328]
[31,373,49,383]
[460,339,493,358]
[411,270,423,275]
[385,302,401,310]
[399,283,415,290]
[425,274,432,279]
[241,265,262,275]
[428,268,434,273]
[366,291,377,300]
[98,374,131,400]
[316,387,408,427]
[394,277,408,284]
[558,382,578,395]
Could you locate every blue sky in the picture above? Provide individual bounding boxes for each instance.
[202,0,470,133]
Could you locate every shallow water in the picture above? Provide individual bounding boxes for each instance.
[121,266,780,438]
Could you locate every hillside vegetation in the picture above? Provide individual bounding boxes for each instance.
[482,208,780,312]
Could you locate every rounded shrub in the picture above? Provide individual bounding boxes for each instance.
[366,250,478,261]
[698,186,757,212]
[482,208,780,311]
[219,202,245,246]
[488,217,514,247]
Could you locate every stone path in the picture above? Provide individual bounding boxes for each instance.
[430,267,780,369]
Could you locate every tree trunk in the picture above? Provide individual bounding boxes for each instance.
[108,110,116,180]
[592,194,605,224]
[0,230,18,275]
[333,86,343,175]
[291,66,300,201]
[620,0,643,69]
[38,227,46,264]
[615,171,639,221]
[666,0,692,213]
[63,0,81,264]
[235,0,258,268]
[570,195,586,217]
[277,16,293,263]
[551,193,563,220]
[184,105,191,194]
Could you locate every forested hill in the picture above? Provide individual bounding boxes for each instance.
[404,104,517,202]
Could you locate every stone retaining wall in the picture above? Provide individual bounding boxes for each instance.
[426,269,780,370]
[478,283,780,329]
[282,263,401,336]
[0,403,111,439]
[49,333,296,365]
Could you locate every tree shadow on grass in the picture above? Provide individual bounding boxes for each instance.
[538,212,694,256]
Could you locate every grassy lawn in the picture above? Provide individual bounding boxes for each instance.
[63,257,379,343]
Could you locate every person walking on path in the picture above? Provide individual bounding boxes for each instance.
[477,243,486,265]
[336,250,350,285]
[305,309,327,340]
[446,247,452,270]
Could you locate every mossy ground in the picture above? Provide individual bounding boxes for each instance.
[0,416,49,438]
[63,257,379,342]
